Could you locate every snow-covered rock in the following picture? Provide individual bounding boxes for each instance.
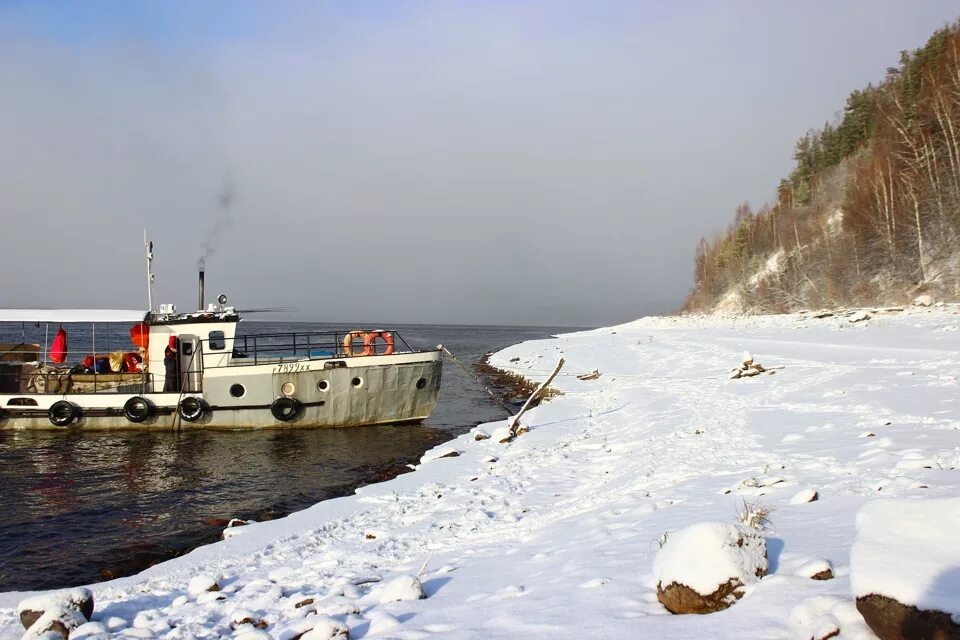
[21,608,86,640]
[372,574,425,604]
[653,522,767,614]
[847,310,871,323]
[70,621,108,639]
[18,588,93,631]
[912,294,934,307]
[797,559,833,581]
[366,611,400,635]
[789,488,819,504]
[299,615,349,640]
[186,575,220,597]
[851,498,960,639]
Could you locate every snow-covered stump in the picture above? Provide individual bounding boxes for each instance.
[653,522,767,614]
[851,498,960,640]
[18,588,94,638]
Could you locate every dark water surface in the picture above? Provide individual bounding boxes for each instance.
[0,322,579,592]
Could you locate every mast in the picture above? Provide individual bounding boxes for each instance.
[144,230,155,312]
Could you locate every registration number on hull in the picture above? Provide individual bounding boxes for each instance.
[273,362,311,374]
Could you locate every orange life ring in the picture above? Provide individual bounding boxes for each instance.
[363,330,395,356]
[342,330,368,356]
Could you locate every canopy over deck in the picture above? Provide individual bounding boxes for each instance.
[0,309,149,324]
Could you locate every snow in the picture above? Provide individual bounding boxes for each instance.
[789,488,819,504]
[850,497,960,616]
[748,249,785,286]
[71,621,108,638]
[2,305,960,639]
[652,522,766,594]
[370,575,425,604]
[185,576,218,597]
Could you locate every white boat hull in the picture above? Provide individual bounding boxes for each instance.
[0,351,442,431]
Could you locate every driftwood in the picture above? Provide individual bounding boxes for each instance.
[577,368,601,381]
[729,351,782,379]
[507,357,564,439]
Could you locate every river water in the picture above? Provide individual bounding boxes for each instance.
[0,322,578,592]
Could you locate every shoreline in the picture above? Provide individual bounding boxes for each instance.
[3,307,959,638]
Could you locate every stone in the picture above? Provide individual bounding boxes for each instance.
[813,624,840,640]
[23,608,87,639]
[912,294,934,307]
[657,578,746,615]
[789,488,819,504]
[187,574,220,596]
[653,522,767,615]
[856,593,960,640]
[299,615,349,640]
[19,588,94,630]
[847,310,871,323]
[374,574,426,603]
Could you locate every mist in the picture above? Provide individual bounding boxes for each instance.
[1,1,958,327]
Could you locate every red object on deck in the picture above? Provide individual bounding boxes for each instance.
[50,326,68,364]
[130,322,149,349]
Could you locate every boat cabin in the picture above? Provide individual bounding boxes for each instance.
[0,306,239,396]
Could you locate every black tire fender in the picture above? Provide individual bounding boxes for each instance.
[270,396,300,422]
[48,400,78,427]
[123,396,153,423]
[178,396,206,423]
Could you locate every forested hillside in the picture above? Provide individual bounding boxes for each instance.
[685,20,960,313]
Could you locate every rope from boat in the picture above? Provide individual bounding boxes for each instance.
[440,346,514,416]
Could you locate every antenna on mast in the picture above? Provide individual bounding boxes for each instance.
[144,229,155,312]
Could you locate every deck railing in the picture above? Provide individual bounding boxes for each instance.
[212,329,416,368]
[0,330,421,396]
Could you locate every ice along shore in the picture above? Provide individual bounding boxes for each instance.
[2,306,959,639]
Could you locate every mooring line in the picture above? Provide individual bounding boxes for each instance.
[440,345,515,416]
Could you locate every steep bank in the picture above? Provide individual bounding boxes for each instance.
[686,20,960,314]
[2,306,958,639]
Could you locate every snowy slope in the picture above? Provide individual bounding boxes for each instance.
[2,306,958,639]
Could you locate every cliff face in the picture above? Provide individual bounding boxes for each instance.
[685,21,960,313]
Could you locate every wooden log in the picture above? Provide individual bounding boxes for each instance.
[507,357,564,439]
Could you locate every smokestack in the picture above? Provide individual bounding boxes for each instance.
[198,270,205,311]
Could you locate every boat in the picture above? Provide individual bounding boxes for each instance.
[0,247,443,431]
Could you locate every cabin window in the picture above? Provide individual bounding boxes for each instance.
[317,380,329,392]
[352,376,363,388]
[416,377,427,390]
[230,384,245,398]
[7,397,38,406]
[208,331,226,351]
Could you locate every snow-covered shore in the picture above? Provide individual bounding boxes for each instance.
[3,307,959,639]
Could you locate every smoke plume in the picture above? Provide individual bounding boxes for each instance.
[198,175,235,270]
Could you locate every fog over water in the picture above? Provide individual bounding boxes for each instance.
[1,1,958,326]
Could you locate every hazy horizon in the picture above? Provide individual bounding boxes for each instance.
[2,2,958,326]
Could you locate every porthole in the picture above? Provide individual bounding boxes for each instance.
[416,377,427,390]
[317,380,330,392]
[281,382,296,396]
[351,376,363,388]
[229,384,246,398]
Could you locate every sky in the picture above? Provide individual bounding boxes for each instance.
[1,1,958,327]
